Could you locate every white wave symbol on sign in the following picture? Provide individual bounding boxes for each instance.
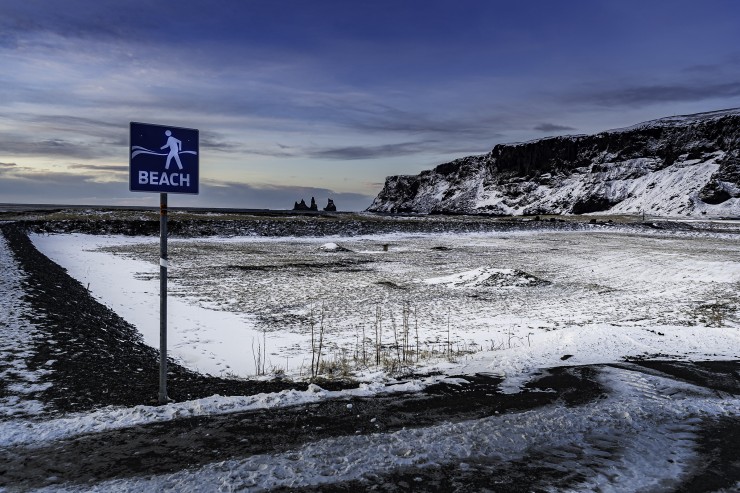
[131,146,198,159]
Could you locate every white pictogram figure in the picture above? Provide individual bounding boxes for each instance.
[131,128,196,164]
[161,130,183,170]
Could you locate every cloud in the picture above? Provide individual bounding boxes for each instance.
[68,163,128,173]
[533,123,576,133]
[0,167,130,209]
[199,133,244,152]
[12,113,123,132]
[307,142,432,160]
[234,138,488,161]
[0,137,109,160]
[341,103,507,143]
[244,149,296,158]
[682,53,740,75]
[0,166,376,211]
[198,181,374,211]
[0,1,160,44]
[576,80,740,107]
[0,162,17,167]
[0,114,127,160]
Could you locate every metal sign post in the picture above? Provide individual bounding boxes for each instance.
[159,192,168,404]
[129,122,199,405]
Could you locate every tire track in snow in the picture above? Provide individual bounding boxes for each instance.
[279,366,728,493]
[25,365,740,493]
[0,370,592,490]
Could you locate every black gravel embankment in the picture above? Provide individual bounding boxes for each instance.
[16,214,665,238]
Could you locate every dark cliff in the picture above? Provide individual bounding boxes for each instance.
[368,109,740,216]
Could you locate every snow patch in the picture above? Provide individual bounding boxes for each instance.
[0,234,49,419]
[424,266,545,288]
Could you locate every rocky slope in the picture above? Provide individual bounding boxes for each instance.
[368,109,740,216]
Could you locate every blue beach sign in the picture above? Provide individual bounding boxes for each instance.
[129,122,199,194]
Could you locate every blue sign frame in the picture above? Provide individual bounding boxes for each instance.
[130,122,199,194]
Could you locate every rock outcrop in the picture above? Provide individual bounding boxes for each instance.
[293,197,319,211]
[324,199,337,212]
[293,199,309,211]
[368,109,740,216]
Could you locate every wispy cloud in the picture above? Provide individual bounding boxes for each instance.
[334,101,508,144]
[0,1,158,44]
[0,164,375,211]
[575,80,740,107]
[10,113,123,131]
[239,147,296,158]
[0,114,128,161]
[533,123,576,133]
[229,138,489,161]
[307,141,433,160]
[199,133,244,152]
[0,136,112,159]
[200,180,374,210]
[681,53,740,75]
[67,163,128,173]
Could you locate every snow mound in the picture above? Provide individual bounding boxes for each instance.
[318,242,351,252]
[424,266,548,288]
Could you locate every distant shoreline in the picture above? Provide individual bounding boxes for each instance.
[1,203,738,223]
[0,203,353,216]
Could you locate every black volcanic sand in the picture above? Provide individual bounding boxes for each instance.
[13,211,705,239]
[1,222,738,492]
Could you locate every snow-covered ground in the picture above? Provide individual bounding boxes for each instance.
[1,227,739,491]
[31,229,740,381]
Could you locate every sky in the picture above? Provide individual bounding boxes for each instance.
[1,0,740,211]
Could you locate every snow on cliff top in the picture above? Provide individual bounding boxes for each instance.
[614,107,740,132]
[502,107,740,149]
